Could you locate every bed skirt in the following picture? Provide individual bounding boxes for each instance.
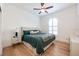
[23,40,55,55]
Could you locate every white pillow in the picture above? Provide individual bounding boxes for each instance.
[30,30,39,34]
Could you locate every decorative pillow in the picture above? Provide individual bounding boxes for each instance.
[23,31,30,35]
[30,30,39,35]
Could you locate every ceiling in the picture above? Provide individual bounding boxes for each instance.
[11,3,76,16]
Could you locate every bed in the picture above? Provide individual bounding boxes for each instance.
[22,28,55,55]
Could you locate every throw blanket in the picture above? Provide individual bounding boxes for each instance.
[39,34,55,42]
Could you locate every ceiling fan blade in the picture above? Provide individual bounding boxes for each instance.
[45,6,53,9]
[38,11,41,14]
[33,8,41,10]
[41,3,44,6]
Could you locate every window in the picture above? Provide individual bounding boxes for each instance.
[48,18,58,35]
[49,18,53,33]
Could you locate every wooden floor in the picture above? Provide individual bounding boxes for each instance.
[3,41,70,56]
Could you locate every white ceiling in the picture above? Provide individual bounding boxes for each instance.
[11,3,76,16]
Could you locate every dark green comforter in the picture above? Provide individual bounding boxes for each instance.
[22,33,55,54]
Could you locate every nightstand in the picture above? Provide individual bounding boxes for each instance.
[70,36,79,56]
[11,29,22,45]
[12,36,21,44]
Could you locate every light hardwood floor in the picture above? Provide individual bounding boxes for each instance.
[3,41,70,56]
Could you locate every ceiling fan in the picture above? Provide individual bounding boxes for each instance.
[33,3,53,14]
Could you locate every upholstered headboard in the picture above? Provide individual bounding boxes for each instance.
[21,27,40,35]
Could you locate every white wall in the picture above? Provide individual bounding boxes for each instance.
[77,4,79,30]
[1,4,40,48]
[0,12,2,55]
[40,5,77,40]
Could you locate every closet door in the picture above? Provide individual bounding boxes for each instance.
[0,6,2,55]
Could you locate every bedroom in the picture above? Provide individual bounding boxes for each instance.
[0,3,79,56]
